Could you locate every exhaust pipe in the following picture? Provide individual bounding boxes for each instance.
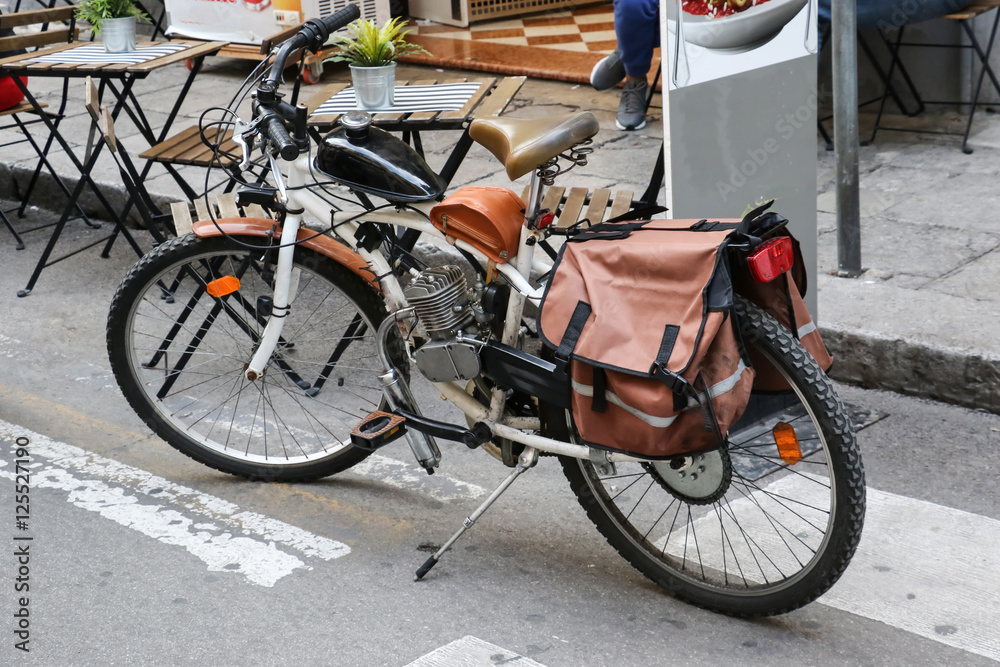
[376,310,441,474]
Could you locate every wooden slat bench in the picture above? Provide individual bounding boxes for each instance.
[521,185,636,229]
[169,192,271,237]
[139,125,238,168]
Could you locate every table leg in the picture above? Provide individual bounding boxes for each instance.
[958,11,1000,154]
[437,130,474,188]
[12,77,145,295]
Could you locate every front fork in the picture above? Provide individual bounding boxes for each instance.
[244,209,302,381]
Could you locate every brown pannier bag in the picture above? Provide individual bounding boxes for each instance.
[538,218,755,459]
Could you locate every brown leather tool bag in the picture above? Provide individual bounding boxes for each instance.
[538,219,755,459]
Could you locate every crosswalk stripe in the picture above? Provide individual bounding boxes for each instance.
[818,485,1000,662]
[0,420,350,587]
[405,636,548,667]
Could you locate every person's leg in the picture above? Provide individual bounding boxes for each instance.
[594,0,658,130]
[858,0,972,29]
[615,0,659,79]
[818,0,831,53]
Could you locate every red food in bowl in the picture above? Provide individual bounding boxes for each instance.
[682,0,772,18]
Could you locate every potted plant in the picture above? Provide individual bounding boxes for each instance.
[327,17,430,110]
[75,0,147,54]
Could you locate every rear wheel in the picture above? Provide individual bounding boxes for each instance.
[108,234,402,481]
[552,296,866,616]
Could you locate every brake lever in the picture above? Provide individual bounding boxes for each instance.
[233,118,256,171]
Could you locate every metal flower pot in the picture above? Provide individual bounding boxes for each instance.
[350,63,396,110]
[101,16,136,54]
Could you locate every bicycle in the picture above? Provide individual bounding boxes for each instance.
[106,5,865,617]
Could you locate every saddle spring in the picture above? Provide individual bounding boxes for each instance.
[537,139,595,186]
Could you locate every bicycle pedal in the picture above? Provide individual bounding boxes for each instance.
[350,411,407,450]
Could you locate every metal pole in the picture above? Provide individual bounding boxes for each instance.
[833,0,863,276]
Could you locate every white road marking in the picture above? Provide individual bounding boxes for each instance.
[212,412,485,502]
[679,474,1000,662]
[820,485,1000,662]
[2,333,486,502]
[405,636,548,667]
[0,420,350,587]
[350,453,485,502]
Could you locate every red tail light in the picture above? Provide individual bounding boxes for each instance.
[747,236,794,283]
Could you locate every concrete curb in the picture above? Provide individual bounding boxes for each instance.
[822,325,1000,414]
[1,163,176,226]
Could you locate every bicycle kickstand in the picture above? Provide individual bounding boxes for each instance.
[414,447,539,581]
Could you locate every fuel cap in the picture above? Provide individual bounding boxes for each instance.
[341,110,372,140]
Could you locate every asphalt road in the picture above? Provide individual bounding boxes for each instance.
[1,216,999,666]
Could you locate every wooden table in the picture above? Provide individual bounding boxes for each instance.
[0,39,227,296]
[305,76,526,187]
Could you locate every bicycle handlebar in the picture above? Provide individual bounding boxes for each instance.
[254,3,361,160]
[262,4,360,90]
[261,112,297,161]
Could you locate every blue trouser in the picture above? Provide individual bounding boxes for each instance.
[818,0,973,52]
[614,0,659,79]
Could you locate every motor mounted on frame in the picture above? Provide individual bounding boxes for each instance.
[404,266,496,383]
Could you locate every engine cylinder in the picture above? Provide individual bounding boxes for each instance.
[404,266,474,340]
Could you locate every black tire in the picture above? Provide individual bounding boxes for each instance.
[552,296,866,616]
[108,234,404,482]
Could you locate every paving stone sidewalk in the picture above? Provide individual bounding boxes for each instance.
[1,58,997,411]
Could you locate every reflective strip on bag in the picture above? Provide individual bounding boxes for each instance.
[693,360,750,407]
[571,380,678,428]
[572,361,749,429]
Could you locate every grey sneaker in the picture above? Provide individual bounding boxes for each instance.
[616,78,648,131]
[591,49,626,91]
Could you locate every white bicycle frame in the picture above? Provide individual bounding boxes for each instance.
[239,151,651,465]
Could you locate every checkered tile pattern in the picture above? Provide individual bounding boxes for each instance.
[410,5,618,55]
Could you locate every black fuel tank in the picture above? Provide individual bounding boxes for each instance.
[314,126,447,203]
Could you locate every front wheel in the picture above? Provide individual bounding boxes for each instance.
[108,234,402,482]
[552,296,866,616]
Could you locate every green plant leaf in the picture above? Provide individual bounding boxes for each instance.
[325,17,431,67]
[75,0,148,34]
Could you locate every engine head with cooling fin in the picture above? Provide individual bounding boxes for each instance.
[404,266,475,340]
[404,266,482,383]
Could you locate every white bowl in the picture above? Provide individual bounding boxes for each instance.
[670,0,809,53]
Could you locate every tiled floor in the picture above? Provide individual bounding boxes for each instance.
[402,5,661,86]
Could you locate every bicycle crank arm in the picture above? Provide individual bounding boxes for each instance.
[393,408,492,449]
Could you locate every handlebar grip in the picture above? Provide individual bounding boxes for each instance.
[296,4,361,53]
[319,4,361,40]
[263,113,298,161]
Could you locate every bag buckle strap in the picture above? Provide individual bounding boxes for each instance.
[650,363,695,398]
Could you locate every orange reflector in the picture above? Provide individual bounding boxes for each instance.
[773,421,802,464]
[206,275,240,298]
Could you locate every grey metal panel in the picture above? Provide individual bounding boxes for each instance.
[665,54,820,314]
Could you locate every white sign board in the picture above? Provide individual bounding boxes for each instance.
[660,0,819,312]
[165,0,389,46]
[166,0,285,45]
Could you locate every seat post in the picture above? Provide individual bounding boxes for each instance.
[524,170,545,224]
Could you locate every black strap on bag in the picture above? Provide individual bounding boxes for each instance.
[591,367,608,413]
[649,324,696,410]
[568,220,650,242]
[555,301,592,362]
